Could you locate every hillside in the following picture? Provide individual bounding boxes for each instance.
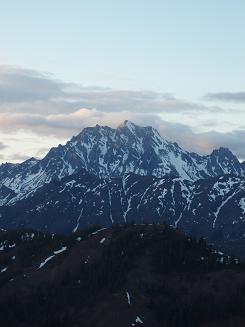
[1,224,245,327]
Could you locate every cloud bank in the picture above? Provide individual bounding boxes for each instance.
[0,64,221,115]
[0,65,244,161]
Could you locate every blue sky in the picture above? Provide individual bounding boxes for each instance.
[1,1,245,94]
[0,1,245,161]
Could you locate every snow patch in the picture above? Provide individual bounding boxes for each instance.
[126,291,131,305]
[38,246,67,269]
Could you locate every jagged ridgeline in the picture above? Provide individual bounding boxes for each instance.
[0,121,244,255]
[0,120,244,205]
[1,224,245,327]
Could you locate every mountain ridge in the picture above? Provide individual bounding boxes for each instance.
[0,120,244,205]
[0,169,244,257]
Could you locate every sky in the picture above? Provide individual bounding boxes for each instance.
[0,0,245,162]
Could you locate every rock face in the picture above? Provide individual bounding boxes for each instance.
[0,121,244,205]
[0,170,193,233]
[0,169,244,252]
[179,176,245,241]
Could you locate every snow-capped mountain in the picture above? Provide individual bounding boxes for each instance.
[0,120,243,205]
[0,170,191,233]
[179,175,245,240]
[242,161,245,171]
[0,170,244,250]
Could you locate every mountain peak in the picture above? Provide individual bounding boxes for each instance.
[0,121,244,206]
[211,147,236,158]
[117,120,157,136]
[117,120,136,131]
[24,157,38,163]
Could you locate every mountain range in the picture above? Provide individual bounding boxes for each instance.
[0,120,244,206]
[0,169,244,254]
[0,121,244,255]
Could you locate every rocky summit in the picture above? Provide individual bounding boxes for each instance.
[0,121,244,206]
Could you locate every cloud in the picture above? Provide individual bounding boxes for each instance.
[156,122,245,160]
[0,142,8,162]
[0,65,69,104]
[0,64,221,115]
[8,153,32,162]
[0,109,152,137]
[2,108,244,160]
[204,92,245,103]
[0,142,7,150]
[0,65,244,162]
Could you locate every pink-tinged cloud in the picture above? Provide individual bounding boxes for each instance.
[0,65,244,161]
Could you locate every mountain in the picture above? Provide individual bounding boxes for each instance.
[1,224,245,327]
[0,120,243,205]
[0,157,40,206]
[0,169,193,233]
[179,175,245,239]
[0,169,244,255]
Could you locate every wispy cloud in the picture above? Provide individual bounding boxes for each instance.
[156,121,245,160]
[0,65,244,162]
[0,64,221,115]
[204,92,245,103]
[2,108,244,159]
[0,142,7,150]
[8,153,32,162]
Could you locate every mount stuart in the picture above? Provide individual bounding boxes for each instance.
[1,121,245,327]
[0,121,244,255]
[0,120,243,205]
